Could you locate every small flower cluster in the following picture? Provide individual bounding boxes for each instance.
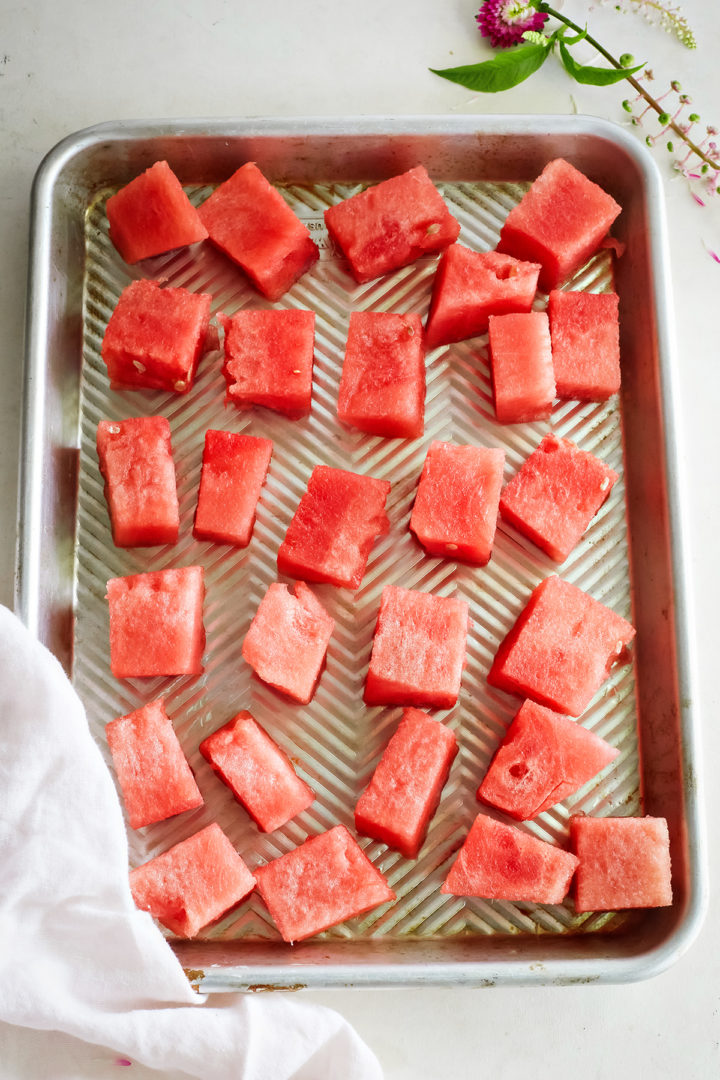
[623,76,720,204]
[599,0,696,50]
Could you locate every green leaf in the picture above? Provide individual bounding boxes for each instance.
[558,41,644,85]
[430,42,551,94]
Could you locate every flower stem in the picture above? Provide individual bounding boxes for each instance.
[538,3,718,169]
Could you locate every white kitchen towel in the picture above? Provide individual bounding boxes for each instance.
[0,605,382,1079]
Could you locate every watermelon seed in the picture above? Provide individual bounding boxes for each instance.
[426,223,441,235]
[174,380,187,391]
[132,360,146,373]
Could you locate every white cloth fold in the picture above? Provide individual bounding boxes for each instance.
[0,606,382,1080]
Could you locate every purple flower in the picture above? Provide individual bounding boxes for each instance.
[476,0,548,49]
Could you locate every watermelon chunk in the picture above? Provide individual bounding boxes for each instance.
[409,441,505,565]
[197,162,319,300]
[499,434,619,563]
[441,814,579,903]
[220,308,315,418]
[497,158,622,290]
[425,246,540,348]
[364,586,470,710]
[571,816,672,911]
[277,466,391,590]
[324,165,460,283]
[106,566,205,678]
[105,160,208,264]
[355,708,458,858]
[477,699,619,821]
[488,575,635,717]
[337,311,425,439]
[488,311,555,424]
[129,823,256,938]
[96,416,179,548]
[241,581,334,704]
[548,290,621,400]
[193,430,273,547]
[106,698,203,829]
[254,824,395,942]
[101,280,212,394]
[200,711,315,832]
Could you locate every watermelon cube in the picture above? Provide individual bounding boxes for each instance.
[497,158,622,290]
[488,311,555,424]
[337,311,426,439]
[477,699,619,821]
[193,430,273,547]
[220,308,315,418]
[106,566,205,678]
[424,246,540,349]
[499,434,619,563]
[364,586,470,710]
[241,581,334,704]
[409,441,505,565]
[105,160,208,264]
[199,711,315,832]
[324,165,460,283]
[254,824,395,942]
[441,813,579,904]
[277,466,391,590]
[548,290,621,400]
[96,416,179,548]
[101,279,212,394]
[571,816,672,911]
[355,708,458,858]
[106,697,203,829]
[488,575,635,717]
[198,162,319,300]
[129,823,256,938]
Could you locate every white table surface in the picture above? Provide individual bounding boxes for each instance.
[3,2,718,1076]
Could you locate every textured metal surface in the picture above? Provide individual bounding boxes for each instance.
[18,118,706,986]
[76,178,636,945]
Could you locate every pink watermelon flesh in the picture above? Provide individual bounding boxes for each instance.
[425,246,541,348]
[488,575,635,717]
[241,580,334,704]
[277,465,391,590]
[106,566,205,678]
[410,441,505,565]
[548,290,621,400]
[200,711,314,833]
[193,430,273,546]
[105,160,208,264]
[220,308,315,418]
[497,158,622,290]
[355,708,458,859]
[488,311,555,424]
[571,816,672,911]
[198,162,319,300]
[254,824,395,942]
[106,698,203,830]
[129,823,256,938]
[97,416,179,548]
[337,311,426,439]
[324,165,460,283]
[364,586,469,710]
[499,433,619,563]
[101,280,211,394]
[441,813,579,904]
[477,699,619,821]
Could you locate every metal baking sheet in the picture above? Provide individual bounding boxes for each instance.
[17,117,706,988]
